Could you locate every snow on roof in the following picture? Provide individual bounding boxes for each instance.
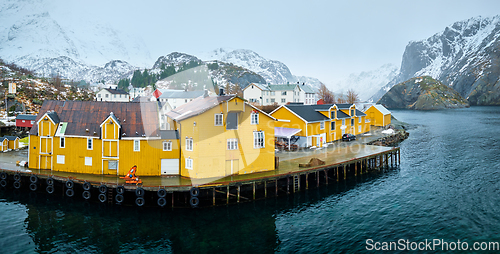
[372,104,391,115]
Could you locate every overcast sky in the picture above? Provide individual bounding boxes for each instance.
[52,0,500,84]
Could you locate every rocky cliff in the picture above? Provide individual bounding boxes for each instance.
[373,16,500,105]
[378,76,469,110]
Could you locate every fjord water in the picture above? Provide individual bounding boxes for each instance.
[1,107,500,253]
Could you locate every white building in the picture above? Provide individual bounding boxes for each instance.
[129,87,148,100]
[150,89,207,109]
[243,82,317,106]
[95,88,129,102]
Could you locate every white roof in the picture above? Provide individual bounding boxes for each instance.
[372,104,391,115]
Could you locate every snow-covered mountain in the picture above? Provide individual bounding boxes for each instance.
[0,0,151,82]
[200,48,322,90]
[372,15,500,105]
[151,52,266,91]
[332,64,398,101]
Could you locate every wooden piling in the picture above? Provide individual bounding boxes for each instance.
[325,170,328,185]
[315,171,318,187]
[355,161,358,176]
[264,181,267,197]
[343,165,346,180]
[237,185,240,203]
[227,186,229,204]
[213,187,216,206]
[253,182,255,200]
[306,173,309,190]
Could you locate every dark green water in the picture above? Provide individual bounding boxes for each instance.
[1,106,500,253]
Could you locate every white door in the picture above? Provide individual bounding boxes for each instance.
[161,159,179,175]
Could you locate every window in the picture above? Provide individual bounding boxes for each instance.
[282,91,287,95]
[266,99,269,103]
[331,121,336,130]
[227,139,238,150]
[342,119,346,126]
[186,158,193,169]
[57,155,65,164]
[134,140,140,151]
[215,114,223,126]
[163,141,172,151]
[253,131,265,149]
[358,125,362,133]
[114,94,117,98]
[281,98,286,103]
[85,157,92,166]
[320,122,325,130]
[108,161,118,170]
[185,99,188,103]
[60,137,65,148]
[108,160,118,170]
[351,118,354,126]
[251,113,259,125]
[359,117,362,123]
[271,98,275,103]
[105,94,109,98]
[186,137,193,151]
[87,138,93,150]
[351,109,355,116]
[226,113,238,130]
[270,91,275,96]
[98,94,101,98]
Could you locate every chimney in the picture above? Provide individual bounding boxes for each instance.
[302,82,305,86]
[219,88,224,96]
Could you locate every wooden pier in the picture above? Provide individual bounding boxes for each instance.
[0,145,400,208]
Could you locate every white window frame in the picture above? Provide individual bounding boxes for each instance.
[331,121,335,130]
[163,141,172,151]
[186,158,193,169]
[87,138,93,150]
[186,137,193,151]
[85,157,92,166]
[251,113,259,125]
[320,122,325,130]
[281,98,286,103]
[351,118,354,126]
[253,131,265,149]
[60,137,65,148]
[358,125,362,133]
[214,114,223,126]
[227,139,238,150]
[56,155,65,164]
[282,91,287,95]
[342,119,346,125]
[134,140,140,151]
[359,117,362,123]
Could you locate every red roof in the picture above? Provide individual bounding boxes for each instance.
[316,99,325,105]
[30,100,161,138]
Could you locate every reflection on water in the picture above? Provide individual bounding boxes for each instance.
[0,168,391,253]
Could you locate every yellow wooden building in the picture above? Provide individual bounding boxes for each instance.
[364,104,391,127]
[165,93,276,179]
[271,103,370,148]
[28,100,180,176]
[4,136,20,150]
[0,137,8,152]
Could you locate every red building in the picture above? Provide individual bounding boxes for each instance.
[16,114,37,128]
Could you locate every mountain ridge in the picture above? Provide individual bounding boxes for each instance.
[372,15,500,105]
